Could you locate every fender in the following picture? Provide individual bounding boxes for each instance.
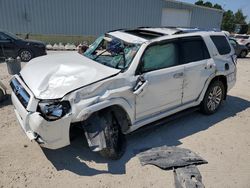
[76,97,134,123]
[197,72,227,102]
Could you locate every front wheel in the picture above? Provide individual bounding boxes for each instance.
[200,80,225,115]
[98,109,126,160]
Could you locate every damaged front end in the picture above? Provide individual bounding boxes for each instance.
[10,76,73,149]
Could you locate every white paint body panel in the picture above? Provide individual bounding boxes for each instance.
[136,65,184,119]
[20,52,120,99]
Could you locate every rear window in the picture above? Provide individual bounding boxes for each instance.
[180,36,210,64]
[210,36,231,55]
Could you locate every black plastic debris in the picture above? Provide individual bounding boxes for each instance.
[174,165,205,188]
[137,146,207,170]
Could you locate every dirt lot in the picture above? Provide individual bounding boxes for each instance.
[0,53,250,188]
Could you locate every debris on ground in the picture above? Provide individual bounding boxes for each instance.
[174,165,204,188]
[137,146,207,170]
[137,146,207,188]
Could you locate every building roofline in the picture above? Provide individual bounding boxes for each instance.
[165,0,224,13]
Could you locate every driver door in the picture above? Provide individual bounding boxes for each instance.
[135,40,184,120]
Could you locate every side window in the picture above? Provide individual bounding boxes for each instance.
[180,37,210,64]
[141,42,179,72]
[210,36,231,55]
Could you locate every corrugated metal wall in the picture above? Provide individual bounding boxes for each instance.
[0,0,223,36]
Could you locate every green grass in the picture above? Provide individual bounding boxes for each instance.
[16,34,96,45]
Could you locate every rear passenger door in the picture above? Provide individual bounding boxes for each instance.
[180,36,214,104]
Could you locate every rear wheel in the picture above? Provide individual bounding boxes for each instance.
[98,109,126,160]
[200,80,225,115]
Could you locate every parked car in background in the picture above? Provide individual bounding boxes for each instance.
[229,38,249,58]
[0,30,46,62]
[10,27,236,159]
[234,34,250,50]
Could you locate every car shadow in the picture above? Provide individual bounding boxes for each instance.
[42,95,250,176]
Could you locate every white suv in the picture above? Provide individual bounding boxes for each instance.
[10,28,236,159]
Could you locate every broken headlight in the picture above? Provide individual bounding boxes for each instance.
[38,101,71,121]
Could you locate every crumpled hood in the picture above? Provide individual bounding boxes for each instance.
[20,52,120,99]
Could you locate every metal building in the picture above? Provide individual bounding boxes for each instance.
[0,0,223,36]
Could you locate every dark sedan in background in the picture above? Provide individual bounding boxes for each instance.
[0,31,46,62]
[229,37,249,58]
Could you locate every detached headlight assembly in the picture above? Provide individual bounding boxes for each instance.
[38,101,71,121]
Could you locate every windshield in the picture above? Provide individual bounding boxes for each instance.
[84,35,141,70]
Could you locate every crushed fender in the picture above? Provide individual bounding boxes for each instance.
[137,146,207,170]
[174,165,204,188]
[82,113,107,152]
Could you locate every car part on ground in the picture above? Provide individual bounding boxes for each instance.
[137,146,207,188]
[5,57,21,75]
[174,165,204,188]
[137,146,207,169]
[0,80,7,102]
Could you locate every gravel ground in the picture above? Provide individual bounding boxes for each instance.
[0,52,250,188]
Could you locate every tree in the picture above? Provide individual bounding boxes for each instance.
[203,2,213,8]
[213,3,222,10]
[221,10,235,32]
[195,0,204,6]
[234,9,247,25]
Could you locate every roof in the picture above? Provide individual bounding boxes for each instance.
[108,27,223,44]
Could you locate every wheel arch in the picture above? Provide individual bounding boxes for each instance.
[76,98,134,133]
[199,74,228,102]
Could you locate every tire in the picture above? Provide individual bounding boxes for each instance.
[0,89,5,102]
[19,49,33,62]
[98,109,126,160]
[240,50,248,58]
[200,80,225,115]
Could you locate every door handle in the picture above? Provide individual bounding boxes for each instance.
[173,72,184,78]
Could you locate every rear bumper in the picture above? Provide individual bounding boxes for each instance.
[11,79,72,149]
